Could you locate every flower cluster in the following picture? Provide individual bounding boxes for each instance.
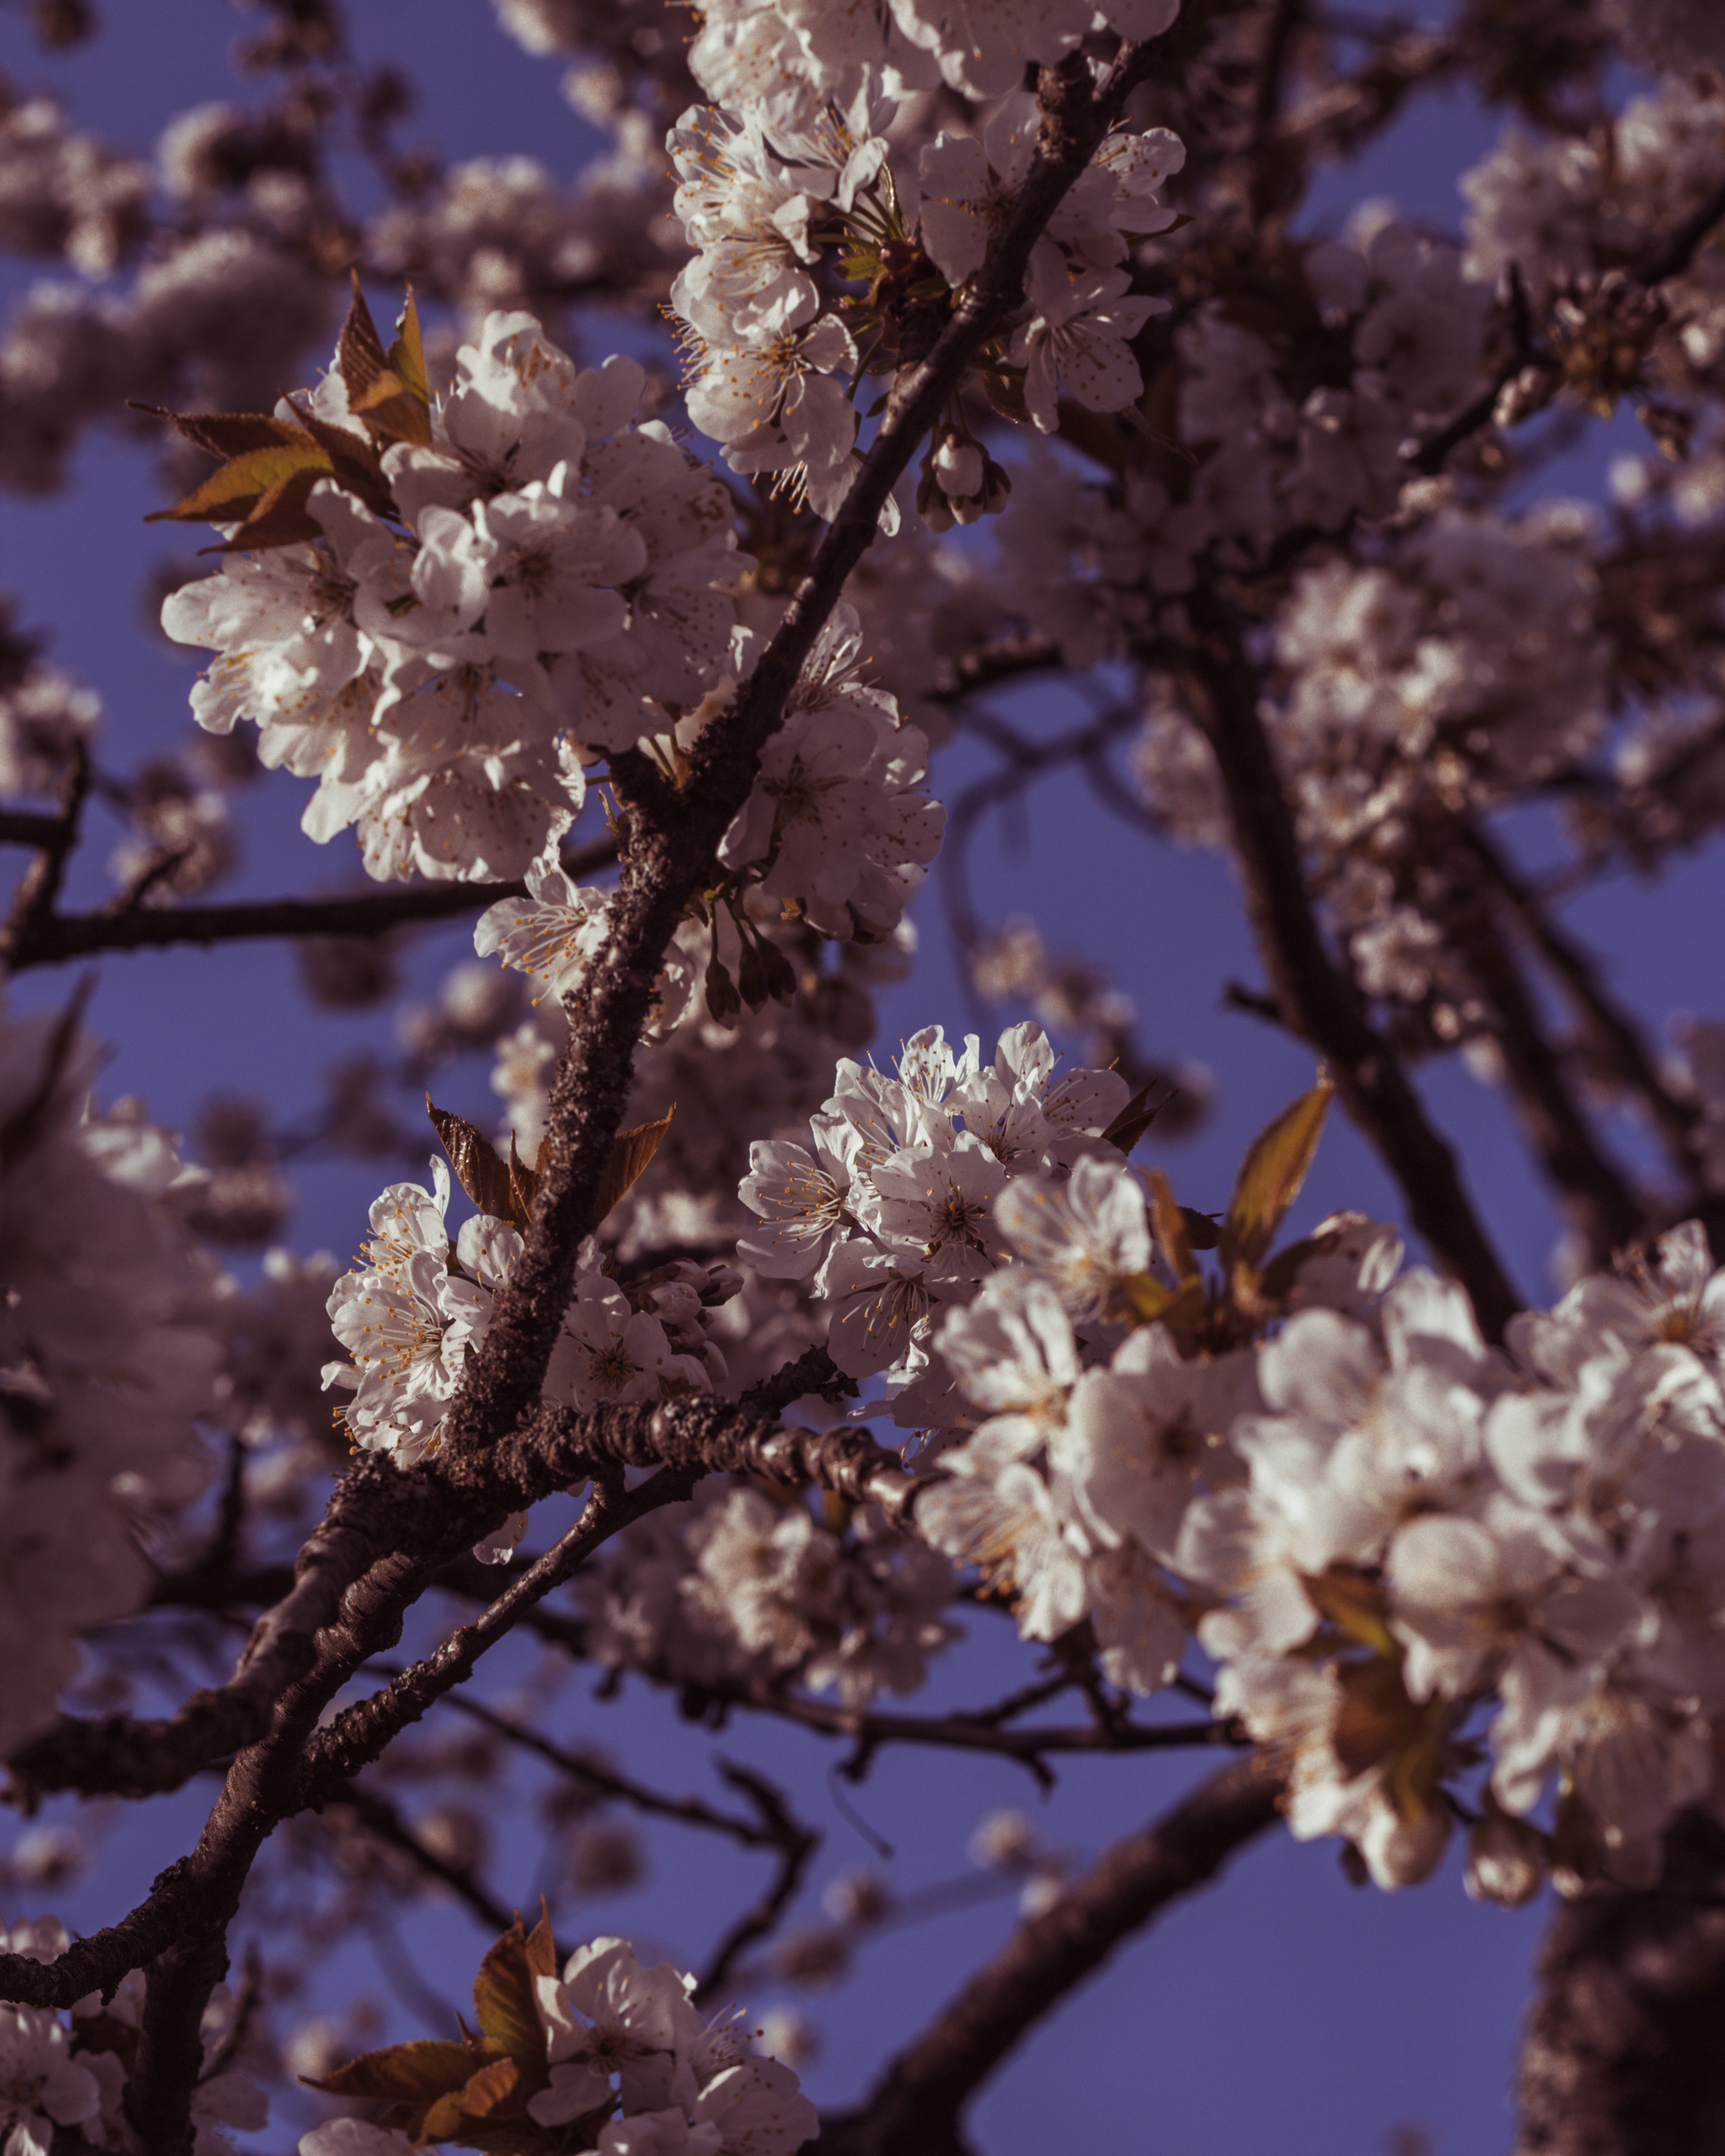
[666,3,1185,523]
[577,1481,959,1707]
[0,1000,220,1757]
[162,301,745,883]
[809,1038,1725,1896]
[300,1921,815,2156]
[0,1918,266,2156]
[323,1155,732,1494]
[736,1020,1132,1411]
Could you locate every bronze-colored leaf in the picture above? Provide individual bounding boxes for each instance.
[1219,1075,1333,1277]
[307,2038,479,2106]
[339,273,433,447]
[1331,1653,1423,1781]
[290,403,396,515]
[428,1098,524,1228]
[1147,1169,1199,1283]
[419,2055,525,2143]
[508,1134,540,1228]
[595,1105,675,1223]
[471,1918,546,2073]
[201,464,329,552]
[521,1903,558,1983]
[131,403,304,460]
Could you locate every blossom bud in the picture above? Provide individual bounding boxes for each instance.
[969,1807,1037,1873]
[755,2008,820,2069]
[824,1868,893,1927]
[772,1926,851,1990]
[1464,1811,1546,1908]
[569,1822,644,1895]
[933,434,985,499]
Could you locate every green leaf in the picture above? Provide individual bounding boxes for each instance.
[388,287,431,408]
[429,1098,525,1229]
[1219,1075,1334,1277]
[1258,1209,1370,1305]
[1300,1566,1397,1657]
[145,440,338,529]
[595,1106,675,1224]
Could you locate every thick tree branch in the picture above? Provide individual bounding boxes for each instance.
[818,1756,1284,2155]
[1177,596,1521,1337]
[435,19,1193,1462]
[1514,1810,1725,2156]
[292,1467,689,1801]
[0,809,64,849]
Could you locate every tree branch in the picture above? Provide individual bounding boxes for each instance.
[1514,1810,1725,2156]
[1434,852,1647,1265]
[2,837,617,969]
[330,1779,516,1935]
[817,1756,1284,2155]
[1175,596,1522,1337]
[692,1765,819,2004]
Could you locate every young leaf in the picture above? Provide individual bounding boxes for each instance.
[1300,1566,1397,1658]
[131,403,304,460]
[145,439,339,536]
[1219,1075,1334,1276]
[1100,1078,1164,1158]
[508,1134,539,1227]
[471,1917,547,2073]
[307,2038,480,2107]
[595,1105,676,1223]
[388,287,431,408]
[339,273,434,448]
[429,1098,524,1228]
[1147,1169,1199,1283]
[419,2055,526,2144]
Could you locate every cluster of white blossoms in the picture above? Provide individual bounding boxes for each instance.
[163,308,745,883]
[791,1038,1725,1896]
[578,1481,959,1707]
[0,1000,221,1758]
[736,1020,1133,1412]
[475,599,943,992]
[666,1,1184,522]
[0,1918,266,2156]
[300,1933,816,2156]
[323,1157,731,1488]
